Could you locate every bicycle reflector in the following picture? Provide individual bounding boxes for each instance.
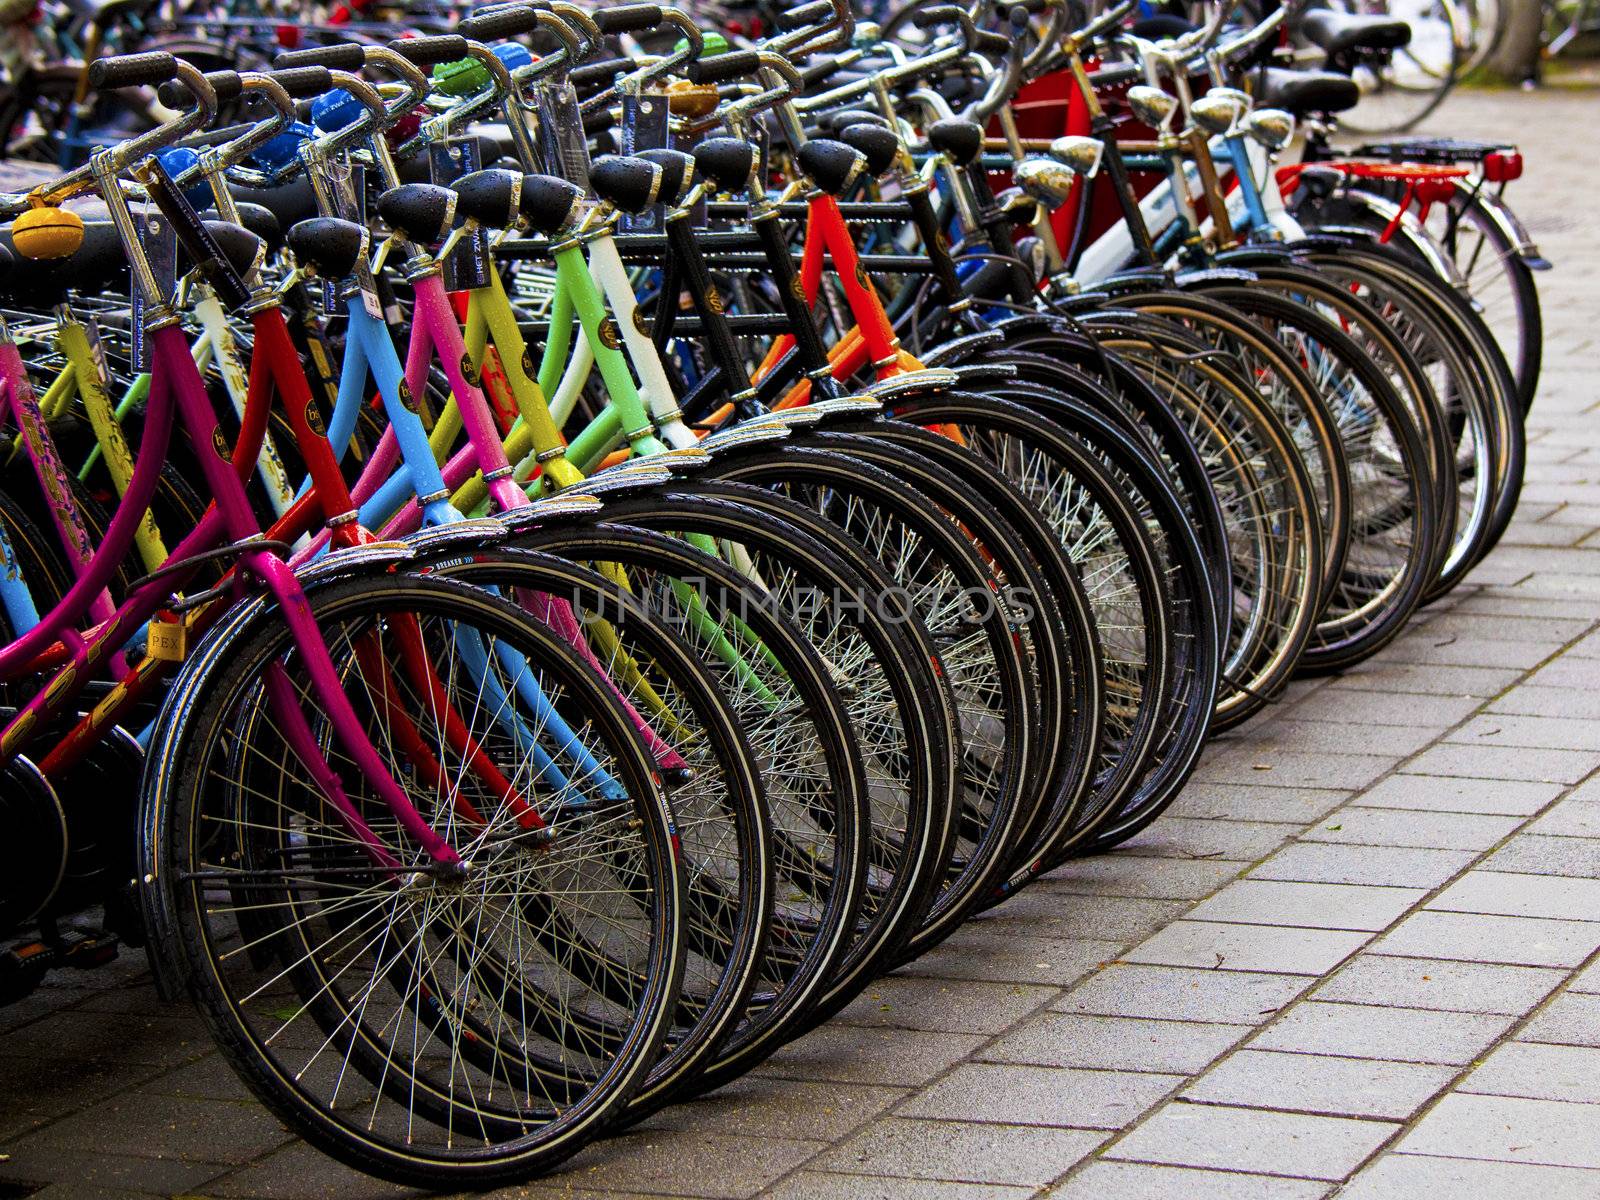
[10,206,85,260]
[1483,151,1523,183]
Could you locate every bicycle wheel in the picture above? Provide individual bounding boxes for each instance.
[141,572,685,1188]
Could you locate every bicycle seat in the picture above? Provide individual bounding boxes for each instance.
[230,202,283,254]
[286,216,369,280]
[0,218,127,304]
[451,169,524,229]
[819,109,888,133]
[927,118,984,167]
[1254,66,1360,116]
[376,183,457,245]
[198,221,266,282]
[796,139,868,197]
[590,156,665,215]
[691,138,756,194]
[838,123,901,176]
[228,177,320,230]
[1300,9,1411,57]
[517,175,584,237]
[638,149,697,206]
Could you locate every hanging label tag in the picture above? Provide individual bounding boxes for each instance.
[147,610,188,662]
[537,80,593,193]
[130,203,177,373]
[430,136,491,290]
[81,314,111,386]
[621,89,670,234]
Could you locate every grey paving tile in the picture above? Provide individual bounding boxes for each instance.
[1396,1093,1600,1169]
[1104,1102,1396,1180]
[1371,911,1600,968]
[832,978,1056,1035]
[813,1117,1104,1186]
[1429,870,1600,920]
[1193,751,1394,792]
[1165,784,1347,825]
[1463,1041,1600,1103]
[1384,634,1563,670]
[0,1009,212,1066]
[1450,713,1600,753]
[894,1062,1181,1130]
[1483,833,1600,878]
[1292,689,1481,728]
[765,1174,1032,1200]
[6,1092,290,1166]
[1226,721,1438,757]
[1309,955,1563,1015]
[1249,843,1476,888]
[1180,1049,1453,1119]
[1328,662,1524,698]
[1049,1161,1331,1200]
[1122,921,1369,975]
[1400,742,1600,785]
[1184,880,1424,932]
[1490,686,1600,721]
[0,1147,225,1197]
[1353,775,1563,816]
[1107,818,1296,863]
[756,1025,988,1088]
[543,1131,826,1200]
[1528,657,1600,689]
[199,1141,421,1198]
[980,1012,1245,1074]
[1567,958,1600,994]
[1521,992,1600,1048]
[1527,799,1600,838]
[1299,807,1522,851]
[1248,1001,1513,1065]
[1041,855,1244,900]
[1339,1154,1600,1200]
[650,1077,906,1141]
[1055,966,1310,1025]
[973,893,1188,942]
[900,932,1121,988]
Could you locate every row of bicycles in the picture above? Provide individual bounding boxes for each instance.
[0,0,1545,1186]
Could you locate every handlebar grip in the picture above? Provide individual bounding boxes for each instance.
[270,65,336,98]
[687,50,761,85]
[570,58,627,90]
[910,5,965,30]
[593,4,662,36]
[387,35,469,66]
[88,51,180,91]
[775,0,834,31]
[274,43,366,71]
[158,68,240,108]
[972,30,1011,54]
[458,7,542,41]
[800,54,844,87]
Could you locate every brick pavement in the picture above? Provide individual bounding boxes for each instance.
[2,84,1598,1200]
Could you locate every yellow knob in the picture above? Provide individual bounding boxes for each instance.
[11,206,85,260]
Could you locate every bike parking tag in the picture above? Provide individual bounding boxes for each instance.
[130,206,177,373]
[148,609,187,662]
[536,80,592,193]
[429,137,491,290]
[621,88,669,233]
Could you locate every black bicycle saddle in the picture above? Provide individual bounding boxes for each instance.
[838,122,901,176]
[927,118,984,167]
[590,155,664,215]
[517,174,585,236]
[796,138,867,196]
[691,138,756,194]
[451,168,524,229]
[1254,66,1360,115]
[229,202,283,253]
[376,183,457,244]
[1300,9,1411,57]
[638,148,697,206]
[286,216,368,279]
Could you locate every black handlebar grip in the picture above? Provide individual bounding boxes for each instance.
[458,7,542,41]
[158,68,240,108]
[268,65,336,99]
[387,35,470,66]
[593,4,662,35]
[570,58,627,90]
[800,54,844,88]
[687,50,761,85]
[973,30,1012,54]
[910,5,965,30]
[88,51,180,91]
[273,43,366,72]
[775,0,834,31]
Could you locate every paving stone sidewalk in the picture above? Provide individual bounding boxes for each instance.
[3,84,1598,1200]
